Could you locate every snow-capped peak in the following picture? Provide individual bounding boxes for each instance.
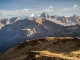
[40,12,51,19]
[29,13,35,17]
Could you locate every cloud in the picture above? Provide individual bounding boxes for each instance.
[73,5,77,8]
[0,9,30,15]
[43,9,53,12]
[61,8,74,11]
[0,9,30,18]
[48,6,53,9]
[0,6,79,18]
[0,8,54,18]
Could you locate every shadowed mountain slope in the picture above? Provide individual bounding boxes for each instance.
[0,17,80,53]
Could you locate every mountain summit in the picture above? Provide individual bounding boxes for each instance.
[40,12,51,19]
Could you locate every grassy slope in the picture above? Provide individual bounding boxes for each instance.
[0,37,80,60]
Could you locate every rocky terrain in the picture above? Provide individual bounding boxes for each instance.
[0,37,80,60]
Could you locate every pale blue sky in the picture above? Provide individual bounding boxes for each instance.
[0,0,80,18]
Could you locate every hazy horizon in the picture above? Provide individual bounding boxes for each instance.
[0,0,80,18]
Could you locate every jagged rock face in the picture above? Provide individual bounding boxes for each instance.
[0,19,10,29]
[40,13,80,26]
[10,17,20,24]
[65,15,80,25]
[51,16,55,19]
[73,15,80,23]
[40,12,51,19]
[63,16,69,22]
[0,19,10,25]
[55,16,76,26]
[51,15,60,19]
[27,13,36,20]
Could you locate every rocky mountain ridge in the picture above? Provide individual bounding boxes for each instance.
[0,12,80,28]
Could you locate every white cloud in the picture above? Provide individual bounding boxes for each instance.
[61,8,74,11]
[73,4,77,8]
[0,8,54,18]
[0,9,30,15]
[0,6,79,18]
[48,6,53,9]
[43,9,53,12]
[0,9,30,18]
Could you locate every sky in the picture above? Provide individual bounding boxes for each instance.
[0,0,80,18]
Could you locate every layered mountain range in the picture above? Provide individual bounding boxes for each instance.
[0,12,80,53]
[0,12,80,27]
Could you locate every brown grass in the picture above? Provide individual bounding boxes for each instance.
[0,37,80,60]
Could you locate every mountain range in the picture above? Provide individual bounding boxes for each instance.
[0,12,80,53]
